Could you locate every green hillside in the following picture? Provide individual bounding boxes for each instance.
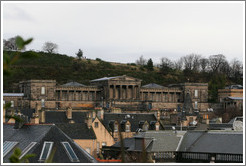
[3,51,242,102]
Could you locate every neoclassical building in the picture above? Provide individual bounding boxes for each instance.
[3,75,209,112]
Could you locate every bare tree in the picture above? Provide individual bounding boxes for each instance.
[136,55,147,66]
[199,58,209,72]
[159,57,174,74]
[42,42,58,53]
[183,54,201,72]
[173,58,184,71]
[208,54,226,73]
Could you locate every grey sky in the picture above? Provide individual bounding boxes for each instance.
[2,2,245,64]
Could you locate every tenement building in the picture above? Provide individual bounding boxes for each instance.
[3,75,209,113]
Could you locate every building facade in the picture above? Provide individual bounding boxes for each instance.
[3,75,209,112]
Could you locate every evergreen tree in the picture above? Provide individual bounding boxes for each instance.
[146,58,154,71]
[76,49,83,59]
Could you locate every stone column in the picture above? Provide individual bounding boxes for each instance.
[74,91,76,101]
[120,85,123,99]
[126,85,128,99]
[60,90,62,101]
[113,85,116,99]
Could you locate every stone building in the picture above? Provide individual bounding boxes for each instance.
[3,75,209,113]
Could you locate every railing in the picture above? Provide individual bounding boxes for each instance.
[153,151,243,163]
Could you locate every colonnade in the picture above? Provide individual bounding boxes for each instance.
[108,85,140,100]
[56,90,100,101]
[140,91,182,102]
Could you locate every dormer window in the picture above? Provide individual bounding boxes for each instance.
[114,123,118,132]
[143,122,149,131]
[39,141,53,161]
[125,124,130,132]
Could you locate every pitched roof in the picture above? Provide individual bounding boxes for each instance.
[142,83,165,89]
[3,124,97,163]
[103,113,162,132]
[56,123,96,139]
[139,131,184,152]
[62,81,86,87]
[178,131,243,154]
[45,111,87,124]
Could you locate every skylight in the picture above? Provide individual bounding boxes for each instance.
[3,141,18,157]
[39,142,53,161]
[19,142,37,159]
[61,142,79,162]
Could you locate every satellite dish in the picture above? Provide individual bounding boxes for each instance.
[172,126,176,130]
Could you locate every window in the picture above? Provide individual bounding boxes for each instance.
[114,123,118,132]
[3,141,18,157]
[11,101,14,107]
[125,124,130,132]
[195,101,198,109]
[39,142,53,161]
[41,99,45,108]
[19,142,37,159]
[195,90,198,97]
[102,142,107,146]
[155,124,160,131]
[85,148,91,154]
[41,87,45,95]
[143,124,149,131]
[94,122,99,128]
[61,142,79,162]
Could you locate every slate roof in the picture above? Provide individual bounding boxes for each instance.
[208,123,233,130]
[56,123,96,139]
[3,124,97,163]
[142,83,165,89]
[138,131,184,152]
[103,113,163,132]
[225,85,243,89]
[61,81,86,87]
[112,137,152,152]
[178,131,243,154]
[226,97,243,100]
[45,111,87,124]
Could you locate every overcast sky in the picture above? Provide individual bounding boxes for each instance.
[2,2,245,64]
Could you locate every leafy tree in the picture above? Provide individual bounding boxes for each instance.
[76,49,83,59]
[9,148,36,163]
[42,42,58,53]
[146,58,154,71]
[3,36,34,76]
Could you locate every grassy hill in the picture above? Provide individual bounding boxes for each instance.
[3,51,187,92]
[3,51,242,103]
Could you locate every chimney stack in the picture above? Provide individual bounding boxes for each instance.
[38,108,45,123]
[66,106,72,119]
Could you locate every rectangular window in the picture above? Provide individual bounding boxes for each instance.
[11,101,14,107]
[195,90,198,97]
[41,99,45,108]
[39,142,53,161]
[3,141,18,157]
[41,87,45,95]
[19,142,37,159]
[94,122,99,128]
[114,124,118,132]
[125,124,130,132]
[61,142,79,162]
[195,101,198,109]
